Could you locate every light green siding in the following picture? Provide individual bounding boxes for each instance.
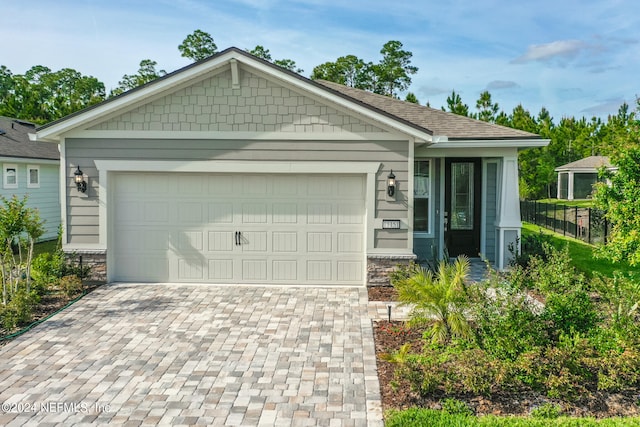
[89,69,387,134]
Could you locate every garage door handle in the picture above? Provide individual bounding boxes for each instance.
[235,231,242,246]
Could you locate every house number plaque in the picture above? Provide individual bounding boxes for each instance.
[382,220,401,229]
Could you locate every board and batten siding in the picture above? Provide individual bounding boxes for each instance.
[64,138,410,248]
[484,161,499,262]
[1,161,60,241]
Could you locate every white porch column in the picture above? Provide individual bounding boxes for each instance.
[495,156,522,269]
[568,171,575,200]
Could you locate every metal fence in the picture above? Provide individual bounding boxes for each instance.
[520,200,609,245]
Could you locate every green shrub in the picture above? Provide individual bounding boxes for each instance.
[530,402,562,419]
[59,275,83,298]
[475,286,549,361]
[526,244,586,294]
[441,398,473,416]
[510,230,554,268]
[543,290,600,337]
[2,287,40,330]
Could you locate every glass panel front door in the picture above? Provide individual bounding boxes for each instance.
[451,162,474,230]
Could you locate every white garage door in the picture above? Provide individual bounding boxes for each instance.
[111,172,365,285]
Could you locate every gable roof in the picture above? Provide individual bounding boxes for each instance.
[555,155,614,172]
[0,116,59,160]
[315,80,540,141]
[36,47,546,147]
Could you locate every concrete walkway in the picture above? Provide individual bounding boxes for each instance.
[0,284,383,426]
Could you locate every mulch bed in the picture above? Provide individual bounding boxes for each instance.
[0,281,103,348]
[367,286,640,418]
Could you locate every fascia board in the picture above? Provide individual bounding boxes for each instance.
[433,138,550,149]
[36,50,432,144]
[36,52,239,142]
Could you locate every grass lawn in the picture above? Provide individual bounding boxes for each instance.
[33,239,58,257]
[521,222,639,278]
[385,409,640,427]
[536,198,595,208]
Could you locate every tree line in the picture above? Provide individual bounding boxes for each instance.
[2,29,638,268]
[1,29,638,200]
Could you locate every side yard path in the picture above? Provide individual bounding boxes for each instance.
[0,284,383,426]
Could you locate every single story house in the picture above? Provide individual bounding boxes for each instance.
[34,47,548,285]
[0,116,60,241]
[555,156,615,200]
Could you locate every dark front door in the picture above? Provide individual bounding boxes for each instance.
[445,158,481,257]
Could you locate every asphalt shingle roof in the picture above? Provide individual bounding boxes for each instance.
[315,80,541,140]
[0,117,59,160]
[555,155,612,171]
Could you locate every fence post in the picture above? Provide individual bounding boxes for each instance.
[575,206,579,238]
[588,208,592,244]
[563,205,567,236]
[553,203,557,233]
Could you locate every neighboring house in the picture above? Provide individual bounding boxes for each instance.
[34,47,548,285]
[555,156,615,200]
[0,116,60,241]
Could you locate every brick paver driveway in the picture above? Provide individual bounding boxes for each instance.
[0,284,383,426]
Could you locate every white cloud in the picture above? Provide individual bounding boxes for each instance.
[511,40,587,64]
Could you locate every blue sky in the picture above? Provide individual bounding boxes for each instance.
[3,0,639,120]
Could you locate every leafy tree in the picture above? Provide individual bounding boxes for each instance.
[311,55,371,88]
[595,145,640,266]
[404,92,419,104]
[310,40,417,98]
[475,90,499,122]
[246,45,303,73]
[110,59,166,97]
[0,66,105,124]
[372,40,418,97]
[178,29,218,61]
[443,90,469,117]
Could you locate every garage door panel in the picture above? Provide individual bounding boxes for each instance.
[272,260,297,280]
[272,232,297,252]
[307,260,332,281]
[144,202,169,223]
[338,261,362,282]
[243,176,268,195]
[208,231,234,251]
[272,203,297,223]
[242,203,267,223]
[112,173,365,285]
[208,259,233,280]
[242,260,267,280]
[208,203,233,223]
[337,233,363,253]
[178,202,204,223]
[178,259,204,280]
[307,232,332,252]
[337,204,364,224]
[307,204,332,224]
[179,231,203,251]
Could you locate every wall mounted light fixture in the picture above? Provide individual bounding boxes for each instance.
[387,170,396,197]
[74,166,87,193]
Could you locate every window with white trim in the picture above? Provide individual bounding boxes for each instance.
[27,165,40,188]
[414,160,431,234]
[3,164,18,189]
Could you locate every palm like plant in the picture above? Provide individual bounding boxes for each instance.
[395,256,472,344]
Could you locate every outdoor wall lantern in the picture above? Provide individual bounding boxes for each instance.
[74,166,87,193]
[387,170,396,197]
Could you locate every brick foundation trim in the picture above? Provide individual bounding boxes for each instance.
[63,249,107,283]
[367,254,416,287]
